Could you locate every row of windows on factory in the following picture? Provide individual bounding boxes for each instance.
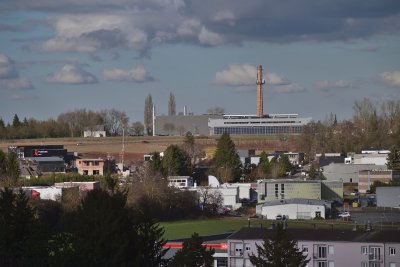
[213,126,303,135]
[223,120,300,125]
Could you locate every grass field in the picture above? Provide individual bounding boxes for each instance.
[0,135,297,163]
[160,217,356,240]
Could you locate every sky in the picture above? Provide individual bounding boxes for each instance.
[0,0,400,124]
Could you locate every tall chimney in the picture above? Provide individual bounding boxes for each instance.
[256,65,265,118]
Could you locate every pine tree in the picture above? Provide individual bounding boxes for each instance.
[169,233,214,267]
[258,151,271,177]
[12,114,21,128]
[249,223,310,267]
[211,133,242,183]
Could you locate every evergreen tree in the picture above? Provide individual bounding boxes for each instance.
[68,189,139,266]
[2,153,19,186]
[211,133,242,183]
[0,118,5,129]
[12,114,21,128]
[387,146,400,170]
[169,232,214,267]
[168,92,176,116]
[0,188,35,266]
[149,152,163,173]
[134,201,168,267]
[162,145,190,176]
[279,154,292,174]
[249,223,310,267]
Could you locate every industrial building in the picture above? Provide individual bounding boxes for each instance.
[153,65,311,136]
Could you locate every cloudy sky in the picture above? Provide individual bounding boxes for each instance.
[1,0,399,123]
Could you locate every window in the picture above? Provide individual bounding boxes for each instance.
[245,244,251,251]
[83,170,88,175]
[93,170,100,175]
[328,261,334,267]
[389,263,396,267]
[318,261,327,267]
[328,245,334,255]
[361,262,368,267]
[302,245,308,254]
[361,246,368,255]
[318,246,327,258]
[390,247,396,256]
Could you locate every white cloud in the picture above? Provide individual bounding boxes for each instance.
[379,71,400,87]
[0,53,17,79]
[216,64,291,88]
[103,66,156,82]
[212,10,235,25]
[0,77,34,90]
[314,80,356,91]
[44,64,98,84]
[272,83,306,93]
[215,64,255,86]
[266,72,290,85]
[198,27,224,46]
[177,19,201,37]
[41,15,148,53]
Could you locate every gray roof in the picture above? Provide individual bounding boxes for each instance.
[228,227,400,242]
[258,198,330,207]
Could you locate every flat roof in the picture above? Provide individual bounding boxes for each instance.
[228,227,400,243]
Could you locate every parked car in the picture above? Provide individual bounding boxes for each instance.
[337,211,351,218]
[276,215,287,221]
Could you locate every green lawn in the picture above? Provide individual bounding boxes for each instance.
[160,218,251,240]
[160,217,355,240]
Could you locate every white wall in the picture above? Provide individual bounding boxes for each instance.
[259,203,325,220]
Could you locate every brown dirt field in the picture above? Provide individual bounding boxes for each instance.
[0,135,299,163]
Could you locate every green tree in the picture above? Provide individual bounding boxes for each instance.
[387,146,400,170]
[258,151,271,178]
[162,145,190,176]
[211,133,242,183]
[182,132,204,173]
[12,114,21,128]
[68,189,139,266]
[169,232,214,267]
[279,154,292,174]
[134,200,168,267]
[0,188,35,266]
[249,223,309,267]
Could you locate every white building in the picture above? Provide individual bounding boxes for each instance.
[256,198,330,220]
[83,125,106,138]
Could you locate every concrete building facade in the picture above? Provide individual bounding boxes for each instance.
[323,163,387,183]
[76,158,105,175]
[359,170,400,193]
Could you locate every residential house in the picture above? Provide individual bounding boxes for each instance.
[76,158,105,175]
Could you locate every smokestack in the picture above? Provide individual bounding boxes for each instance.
[256,65,265,118]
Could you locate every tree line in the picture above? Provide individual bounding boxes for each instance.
[298,98,400,162]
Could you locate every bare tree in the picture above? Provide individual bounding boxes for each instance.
[131,121,145,136]
[58,108,104,137]
[168,92,176,116]
[144,94,153,135]
[198,187,223,215]
[101,109,128,136]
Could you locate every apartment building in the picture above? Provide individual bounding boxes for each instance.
[227,227,400,267]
